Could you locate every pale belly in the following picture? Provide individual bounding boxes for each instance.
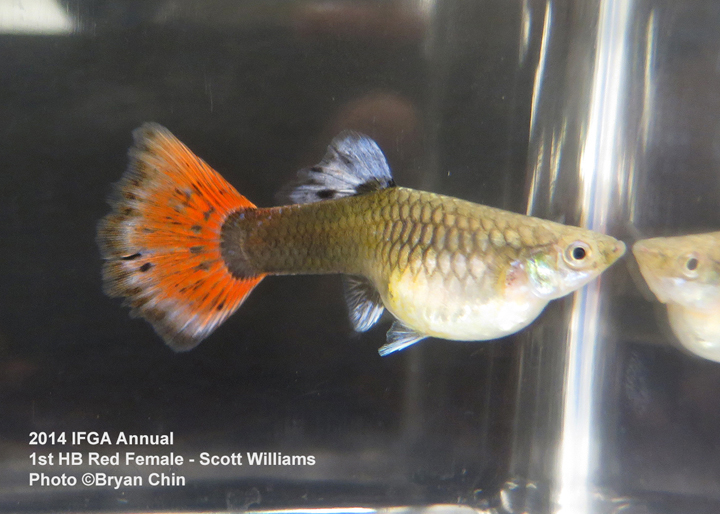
[380,267,549,341]
[667,303,720,363]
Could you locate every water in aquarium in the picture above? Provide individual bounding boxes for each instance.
[2,1,720,513]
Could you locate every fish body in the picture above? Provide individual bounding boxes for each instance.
[98,124,625,355]
[633,232,720,362]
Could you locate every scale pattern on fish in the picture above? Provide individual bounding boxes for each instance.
[98,124,625,355]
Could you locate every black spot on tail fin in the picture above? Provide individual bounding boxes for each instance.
[282,131,395,205]
[97,123,265,351]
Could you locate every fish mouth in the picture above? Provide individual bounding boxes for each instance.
[631,240,661,268]
[631,240,649,257]
[631,241,655,270]
[630,242,670,302]
[605,239,626,265]
[613,240,627,260]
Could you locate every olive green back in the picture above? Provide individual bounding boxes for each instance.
[222,187,559,282]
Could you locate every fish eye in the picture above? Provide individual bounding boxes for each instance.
[564,241,592,269]
[681,253,700,278]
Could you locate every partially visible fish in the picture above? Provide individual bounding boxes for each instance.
[633,232,720,362]
[97,124,626,355]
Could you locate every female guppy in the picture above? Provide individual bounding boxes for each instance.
[98,124,625,355]
[633,233,720,362]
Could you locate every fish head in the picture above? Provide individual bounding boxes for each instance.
[632,233,720,309]
[524,227,626,300]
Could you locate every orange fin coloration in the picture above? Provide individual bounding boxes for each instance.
[97,123,265,351]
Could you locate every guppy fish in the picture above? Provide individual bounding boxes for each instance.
[98,124,625,355]
[633,232,720,362]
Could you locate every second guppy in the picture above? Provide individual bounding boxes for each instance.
[98,125,625,355]
[633,232,720,362]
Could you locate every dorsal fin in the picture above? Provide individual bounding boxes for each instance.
[285,131,395,205]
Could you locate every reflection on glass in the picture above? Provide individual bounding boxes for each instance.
[0,0,74,34]
[633,232,720,362]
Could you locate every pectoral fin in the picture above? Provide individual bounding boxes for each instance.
[343,276,385,332]
[378,321,428,356]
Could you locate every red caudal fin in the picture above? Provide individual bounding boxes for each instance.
[97,124,264,351]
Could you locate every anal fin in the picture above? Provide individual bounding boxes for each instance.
[378,321,428,356]
[343,276,385,332]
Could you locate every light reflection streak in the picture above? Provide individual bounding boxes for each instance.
[641,9,656,153]
[0,0,74,34]
[526,1,553,216]
[548,119,568,205]
[557,1,632,513]
[627,9,657,225]
[529,1,553,138]
[519,0,532,64]
[247,507,479,514]
[526,129,545,215]
[253,507,379,514]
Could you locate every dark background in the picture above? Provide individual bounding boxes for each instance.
[0,1,534,511]
[2,1,720,513]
